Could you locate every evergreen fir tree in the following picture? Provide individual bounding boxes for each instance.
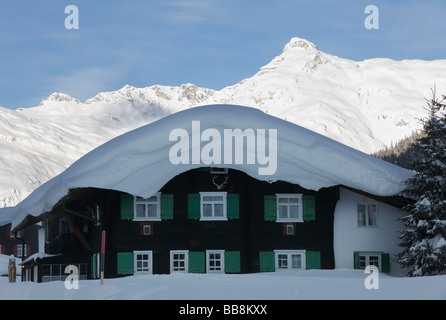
[397,89,446,276]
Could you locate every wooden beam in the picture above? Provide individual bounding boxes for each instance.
[61,211,91,251]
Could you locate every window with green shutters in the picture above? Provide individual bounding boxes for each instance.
[260,250,321,272]
[187,251,240,274]
[121,193,173,220]
[188,193,239,220]
[264,194,315,222]
[354,251,390,273]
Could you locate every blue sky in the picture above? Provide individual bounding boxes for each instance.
[1,0,445,109]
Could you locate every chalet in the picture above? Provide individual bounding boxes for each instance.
[0,224,40,260]
[2,105,413,282]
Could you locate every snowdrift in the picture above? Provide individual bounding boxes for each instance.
[1,270,445,300]
[3,105,413,229]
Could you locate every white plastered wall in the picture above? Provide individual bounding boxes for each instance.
[333,187,408,276]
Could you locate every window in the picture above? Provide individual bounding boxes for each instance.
[274,250,306,271]
[358,204,378,227]
[16,244,26,257]
[134,193,161,221]
[210,167,228,174]
[276,194,303,222]
[206,250,225,273]
[285,223,295,235]
[134,251,153,274]
[200,192,227,221]
[170,250,189,273]
[143,224,152,235]
[358,252,381,270]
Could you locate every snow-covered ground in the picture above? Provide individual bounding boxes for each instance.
[0,269,445,300]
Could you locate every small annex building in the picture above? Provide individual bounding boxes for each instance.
[2,105,413,281]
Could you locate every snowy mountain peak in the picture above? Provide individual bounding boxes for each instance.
[84,83,216,109]
[257,37,327,74]
[1,36,446,210]
[283,37,318,52]
[39,92,80,106]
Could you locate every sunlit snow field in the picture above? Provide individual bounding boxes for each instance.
[0,269,445,300]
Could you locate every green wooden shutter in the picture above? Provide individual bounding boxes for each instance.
[188,252,205,273]
[188,194,201,219]
[117,252,134,275]
[91,254,96,278]
[224,251,240,273]
[303,195,316,221]
[259,251,275,272]
[227,194,239,219]
[306,251,321,269]
[160,194,174,219]
[381,253,390,273]
[264,195,277,221]
[353,252,360,269]
[120,193,134,220]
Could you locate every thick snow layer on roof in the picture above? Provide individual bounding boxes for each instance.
[4,105,413,229]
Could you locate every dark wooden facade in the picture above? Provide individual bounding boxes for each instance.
[24,167,339,281]
[0,224,39,260]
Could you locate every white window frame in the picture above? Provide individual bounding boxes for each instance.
[357,203,378,227]
[16,244,26,257]
[134,193,161,221]
[274,250,306,271]
[199,192,228,221]
[358,252,381,270]
[133,250,153,274]
[276,194,303,223]
[206,250,225,273]
[143,224,152,235]
[170,250,189,273]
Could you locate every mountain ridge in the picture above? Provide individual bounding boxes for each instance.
[1,36,445,208]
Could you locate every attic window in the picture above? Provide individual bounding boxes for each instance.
[210,167,228,174]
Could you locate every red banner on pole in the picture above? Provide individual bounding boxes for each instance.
[101,230,106,285]
[101,230,106,254]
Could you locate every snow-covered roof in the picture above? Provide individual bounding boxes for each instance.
[4,105,413,229]
[21,253,60,265]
